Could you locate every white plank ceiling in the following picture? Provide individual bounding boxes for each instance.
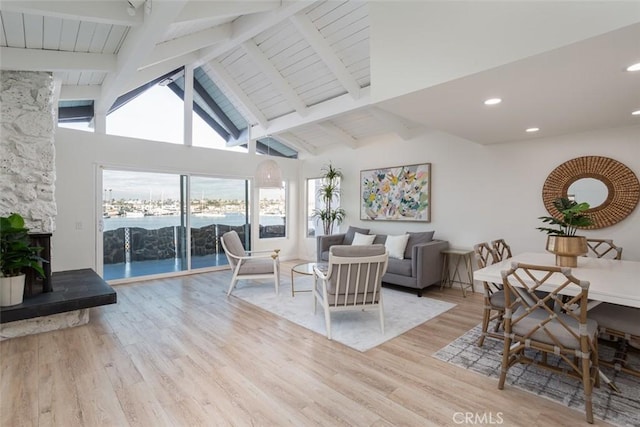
[1,1,637,154]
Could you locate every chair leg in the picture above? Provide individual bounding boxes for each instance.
[477,305,490,347]
[379,298,385,334]
[498,337,511,390]
[582,354,594,424]
[323,303,332,340]
[227,276,238,296]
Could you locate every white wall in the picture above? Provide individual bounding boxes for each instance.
[299,125,640,261]
[53,127,299,272]
[370,1,640,103]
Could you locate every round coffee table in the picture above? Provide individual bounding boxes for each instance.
[290,262,327,297]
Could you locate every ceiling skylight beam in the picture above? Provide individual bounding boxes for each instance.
[121,52,199,95]
[193,79,241,139]
[241,40,308,116]
[290,13,361,99]
[140,25,231,70]
[95,0,188,115]
[195,1,316,68]
[1,1,143,26]
[206,60,268,128]
[316,122,358,149]
[0,47,115,72]
[251,86,371,140]
[175,1,281,23]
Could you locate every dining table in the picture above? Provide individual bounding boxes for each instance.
[473,252,640,308]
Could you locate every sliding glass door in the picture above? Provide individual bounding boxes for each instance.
[102,169,250,281]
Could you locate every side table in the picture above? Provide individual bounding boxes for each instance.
[291,262,327,297]
[440,249,475,297]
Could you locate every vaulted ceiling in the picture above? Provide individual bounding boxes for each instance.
[1,1,639,156]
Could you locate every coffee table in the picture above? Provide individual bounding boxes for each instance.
[290,262,327,297]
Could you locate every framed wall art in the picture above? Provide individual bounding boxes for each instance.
[360,163,431,222]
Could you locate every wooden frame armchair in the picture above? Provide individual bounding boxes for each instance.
[220,230,280,296]
[473,242,504,347]
[499,263,600,424]
[313,245,388,340]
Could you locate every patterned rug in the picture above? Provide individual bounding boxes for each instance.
[231,275,456,352]
[433,324,640,427]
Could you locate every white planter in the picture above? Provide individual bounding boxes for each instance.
[0,274,26,307]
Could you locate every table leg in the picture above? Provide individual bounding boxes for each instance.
[291,270,295,297]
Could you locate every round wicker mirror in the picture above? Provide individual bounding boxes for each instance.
[542,156,640,229]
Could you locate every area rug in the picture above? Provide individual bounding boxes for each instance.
[231,276,455,352]
[433,324,640,427]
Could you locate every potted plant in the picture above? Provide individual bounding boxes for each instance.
[312,163,346,236]
[537,197,594,267]
[0,213,46,306]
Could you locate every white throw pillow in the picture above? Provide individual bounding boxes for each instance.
[385,234,410,259]
[351,232,376,246]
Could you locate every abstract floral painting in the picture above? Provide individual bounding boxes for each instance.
[360,163,431,221]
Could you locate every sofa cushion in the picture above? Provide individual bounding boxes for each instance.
[344,226,370,245]
[404,231,435,259]
[352,232,376,245]
[386,258,412,277]
[385,234,410,259]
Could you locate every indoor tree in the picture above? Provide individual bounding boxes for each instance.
[312,163,345,235]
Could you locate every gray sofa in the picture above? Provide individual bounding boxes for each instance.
[316,226,449,296]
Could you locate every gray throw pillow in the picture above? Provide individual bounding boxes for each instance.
[404,231,435,258]
[344,226,370,245]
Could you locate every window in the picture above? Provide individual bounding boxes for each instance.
[258,184,286,239]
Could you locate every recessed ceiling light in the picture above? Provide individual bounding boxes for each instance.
[484,98,502,105]
[526,127,539,133]
[632,110,640,116]
[626,62,640,72]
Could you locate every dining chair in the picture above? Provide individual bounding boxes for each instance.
[220,230,280,296]
[473,242,504,347]
[313,244,388,340]
[585,238,623,259]
[499,262,600,424]
[588,302,640,379]
[491,238,513,261]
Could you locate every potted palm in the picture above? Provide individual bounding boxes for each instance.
[537,197,594,267]
[312,163,346,235]
[0,213,46,306]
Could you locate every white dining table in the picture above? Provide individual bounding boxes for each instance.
[473,252,640,308]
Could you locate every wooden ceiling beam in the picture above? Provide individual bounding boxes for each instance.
[0,1,143,26]
[316,122,358,149]
[274,132,317,156]
[368,107,423,140]
[290,13,361,99]
[0,47,115,72]
[175,1,281,23]
[241,40,308,116]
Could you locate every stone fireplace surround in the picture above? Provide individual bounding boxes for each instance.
[0,70,116,340]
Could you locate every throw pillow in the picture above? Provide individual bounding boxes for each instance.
[344,226,370,245]
[385,234,410,259]
[404,231,435,258]
[351,232,376,245]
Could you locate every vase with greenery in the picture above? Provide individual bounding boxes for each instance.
[0,213,46,306]
[537,197,594,267]
[312,163,346,235]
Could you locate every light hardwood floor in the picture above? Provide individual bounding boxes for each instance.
[1,261,610,426]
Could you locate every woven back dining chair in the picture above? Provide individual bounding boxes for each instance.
[499,262,600,424]
[473,242,504,347]
[491,238,513,261]
[586,238,623,260]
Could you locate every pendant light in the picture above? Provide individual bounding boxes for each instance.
[255,137,283,188]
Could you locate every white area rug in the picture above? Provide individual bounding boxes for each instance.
[231,276,456,352]
[433,324,640,427]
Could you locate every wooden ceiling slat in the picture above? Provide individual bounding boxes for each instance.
[0,14,6,46]
[101,25,127,54]
[2,11,26,48]
[58,19,80,51]
[88,24,111,53]
[23,14,43,49]
[43,16,62,50]
[74,21,97,52]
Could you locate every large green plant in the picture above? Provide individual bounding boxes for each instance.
[537,197,594,236]
[0,213,46,278]
[312,163,346,235]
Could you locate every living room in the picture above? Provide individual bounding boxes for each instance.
[1,1,639,425]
